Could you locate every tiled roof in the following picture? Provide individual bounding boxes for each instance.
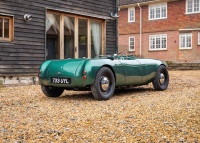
[118,0,154,6]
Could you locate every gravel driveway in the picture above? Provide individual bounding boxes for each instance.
[0,70,200,142]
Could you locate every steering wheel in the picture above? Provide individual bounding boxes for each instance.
[117,52,127,56]
[117,52,127,60]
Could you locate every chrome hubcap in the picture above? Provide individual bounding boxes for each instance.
[100,76,110,91]
[159,73,165,85]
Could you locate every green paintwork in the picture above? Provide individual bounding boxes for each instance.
[39,55,167,88]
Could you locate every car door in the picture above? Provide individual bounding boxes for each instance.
[119,59,143,85]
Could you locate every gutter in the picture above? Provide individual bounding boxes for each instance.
[119,0,178,9]
[119,0,157,8]
[138,3,142,58]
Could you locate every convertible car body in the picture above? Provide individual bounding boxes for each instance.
[39,54,169,100]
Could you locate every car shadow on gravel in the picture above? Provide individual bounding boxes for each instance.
[60,92,95,101]
[115,87,154,94]
[54,86,155,101]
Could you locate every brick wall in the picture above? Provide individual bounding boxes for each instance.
[119,30,200,63]
[118,34,140,56]
[118,0,200,63]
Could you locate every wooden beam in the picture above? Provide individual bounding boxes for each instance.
[2,18,4,38]
[74,16,78,58]
[0,17,2,38]
[10,16,14,41]
[60,13,64,59]
[102,20,106,55]
[87,19,91,58]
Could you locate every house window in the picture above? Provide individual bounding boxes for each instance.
[128,7,135,22]
[0,15,14,41]
[186,0,200,14]
[149,34,167,50]
[149,3,167,20]
[198,32,200,45]
[180,33,192,49]
[129,37,135,51]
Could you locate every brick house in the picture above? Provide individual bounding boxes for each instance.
[118,0,200,63]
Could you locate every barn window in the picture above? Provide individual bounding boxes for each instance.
[46,10,105,60]
[179,33,192,49]
[0,15,14,42]
[91,21,102,57]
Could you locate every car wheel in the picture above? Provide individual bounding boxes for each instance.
[41,84,64,97]
[91,67,115,100]
[152,65,169,91]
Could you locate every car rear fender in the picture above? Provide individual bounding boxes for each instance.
[83,59,125,86]
[99,64,116,82]
[82,60,109,85]
[39,60,53,78]
[39,59,87,86]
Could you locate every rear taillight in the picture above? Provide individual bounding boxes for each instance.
[38,70,41,77]
[82,70,87,80]
[83,70,87,75]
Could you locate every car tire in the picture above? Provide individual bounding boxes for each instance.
[152,65,169,91]
[41,84,64,97]
[91,67,115,100]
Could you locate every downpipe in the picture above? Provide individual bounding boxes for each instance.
[138,3,142,58]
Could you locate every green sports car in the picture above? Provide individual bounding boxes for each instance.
[39,54,169,100]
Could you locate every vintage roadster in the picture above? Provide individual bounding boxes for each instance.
[39,54,169,100]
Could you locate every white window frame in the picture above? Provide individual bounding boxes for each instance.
[129,36,135,51]
[198,32,200,45]
[149,3,167,20]
[179,33,192,49]
[186,0,200,14]
[128,7,135,22]
[149,34,167,51]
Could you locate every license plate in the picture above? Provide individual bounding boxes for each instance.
[50,77,71,84]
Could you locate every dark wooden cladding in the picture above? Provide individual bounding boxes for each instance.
[106,19,117,54]
[0,0,117,76]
